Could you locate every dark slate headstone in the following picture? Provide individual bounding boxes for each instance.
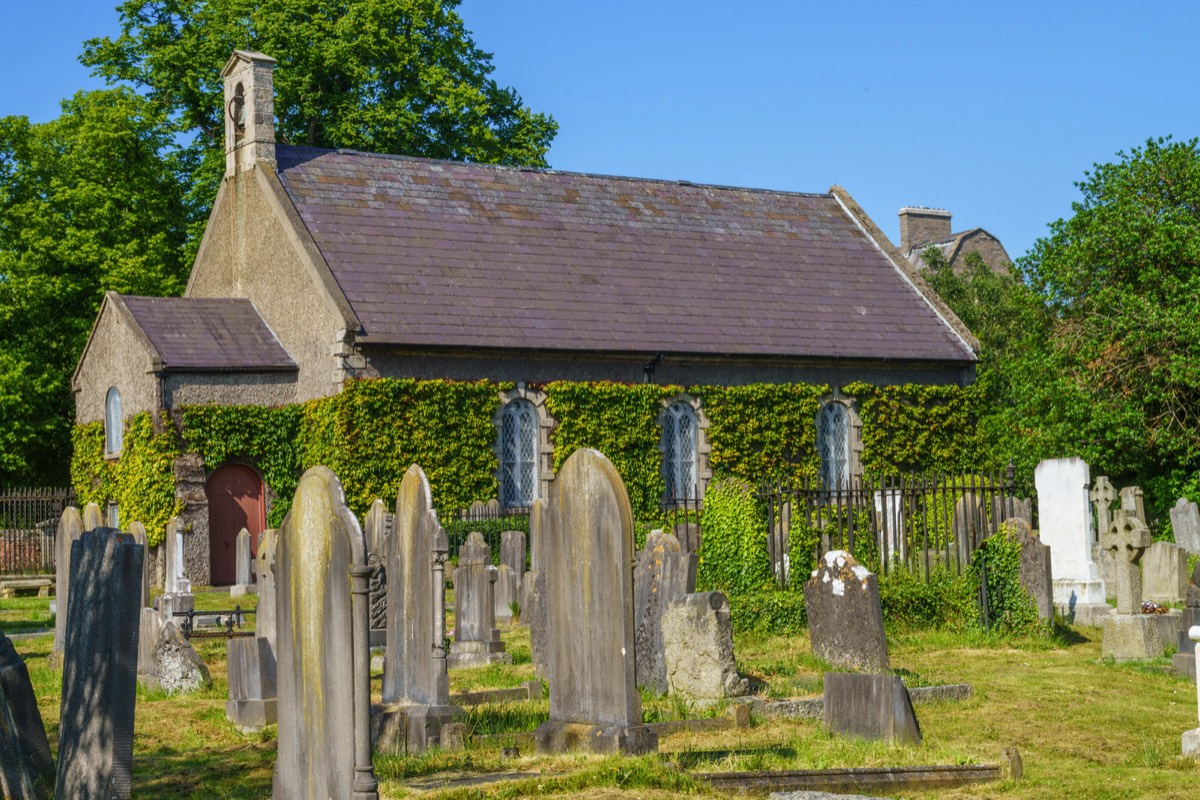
[823,673,922,744]
[0,632,54,799]
[226,636,278,732]
[448,532,509,668]
[273,467,377,799]
[633,531,697,693]
[378,465,458,753]
[533,449,658,756]
[803,551,889,673]
[50,507,83,668]
[55,528,143,800]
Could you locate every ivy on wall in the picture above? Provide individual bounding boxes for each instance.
[69,377,987,548]
[70,413,182,546]
[696,478,772,595]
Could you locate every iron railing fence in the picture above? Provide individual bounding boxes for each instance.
[759,464,1028,588]
[0,487,76,575]
[439,502,531,565]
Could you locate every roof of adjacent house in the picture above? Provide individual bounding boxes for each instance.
[119,296,297,372]
[274,145,976,363]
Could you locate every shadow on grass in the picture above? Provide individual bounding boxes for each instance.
[668,744,797,769]
[133,742,274,799]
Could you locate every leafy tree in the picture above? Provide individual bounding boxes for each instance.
[0,89,189,484]
[82,0,558,248]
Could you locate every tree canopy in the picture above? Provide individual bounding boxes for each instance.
[0,0,556,485]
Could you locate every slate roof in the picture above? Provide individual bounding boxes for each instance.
[275,145,975,363]
[120,296,296,372]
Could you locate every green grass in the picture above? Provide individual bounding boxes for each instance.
[0,595,54,634]
[6,598,1200,798]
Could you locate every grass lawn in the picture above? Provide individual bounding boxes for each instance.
[2,597,1197,799]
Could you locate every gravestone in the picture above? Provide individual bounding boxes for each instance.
[951,493,984,566]
[494,563,519,625]
[254,528,278,653]
[226,636,277,732]
[992,495,1033,526]
[128,521,151,611]
[824,673,922,744]
[0,632,54,799]
[804,550,888,673]
[364,499,393,648]
[81,503,103,531]
[524,499,550,673]
[137,613,209,694]
[874,488,905,566]
[1183,626,1200,757]
[1036,458,1108,624]
[661,591,748,707]
[1142,541,1187,604]
[1170,498,1200,555]
[1120,485,1147,524]
[230,528,256,598]
[50,506,83,670]
[1173,564,1200,681]
[484,498,500,515]
[500,529,526,586]
[999,518,1055,622]
[273,467,377,800]
[55,528,143,800]
[449,532,509,668]
[533,449,658,755]
[633,531,697,693]
[158,516,194,616]
[674,521,702,554]
[1101,510,1163,660]
[378,465,458,754]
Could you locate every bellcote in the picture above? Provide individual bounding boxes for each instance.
[221,51,277,176]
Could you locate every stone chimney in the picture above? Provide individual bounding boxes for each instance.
[898,207,952,252]
[221,51,277,176]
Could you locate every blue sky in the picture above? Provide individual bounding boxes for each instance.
[3,2,1197,261]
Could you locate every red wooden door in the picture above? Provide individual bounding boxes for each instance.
[206,463,265,585]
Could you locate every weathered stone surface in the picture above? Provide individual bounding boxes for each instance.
[273,466,377,799]
[1142,541,1188,604]
[141,617,210,694]
[1102,614,1164,661]
[449,532,509,668]
[634,531,697,693]
[379,465,457,754]
[158,516,195,616]
[81,503,103,532]
[1120,485,1146,524]
[1171,498,1200,555]
[533,449,658,756]
[364,499,392,647]
[254,528,277,652]
[226,636,277,732]
[55,528,143,800]
[1105,510,1152,614]
[661,591,747,707]
[1189,563,1200,608]
[525,498,551,671]
[1000,519,1054,622]
[128,521,151,611]
[824,673,921,744]
[1178,607,1198,659]
[951,492,984,566]
[0,632,54,800]
[136,607,162,688]
[50,506,83,668]
[499,530,526,586]
[804,551,888,673]
[673,521,702,554]
[1037,458,1107,618]
[230,528,256,598]
[992,495,1032,526]
[494,563,519,625]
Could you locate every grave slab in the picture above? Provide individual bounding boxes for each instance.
[226,637,278,732]
[804,551,888,673]
[823,673,921,744]
[662,591,747,708]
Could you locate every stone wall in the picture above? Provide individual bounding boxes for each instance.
[173,454,213,586]
[164,371,297,409]
[73,296,159,424]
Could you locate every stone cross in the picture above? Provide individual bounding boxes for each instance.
[1090,476,1116,544]
[128,521,151,610]
[448,532,508,667]
[633,531,697,694]
[273,467,377,800]
[532,448,658,756]
[378,465,457,753]
[1103,509,1152,614]
[51,506,84,668]
[55,528,143,799]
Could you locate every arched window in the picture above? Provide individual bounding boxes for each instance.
[105,387,123,456]
[663,401,698,501]
[500,399,539,507]
[817,401,852,491]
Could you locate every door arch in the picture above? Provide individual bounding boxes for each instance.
[206,463,265,585]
